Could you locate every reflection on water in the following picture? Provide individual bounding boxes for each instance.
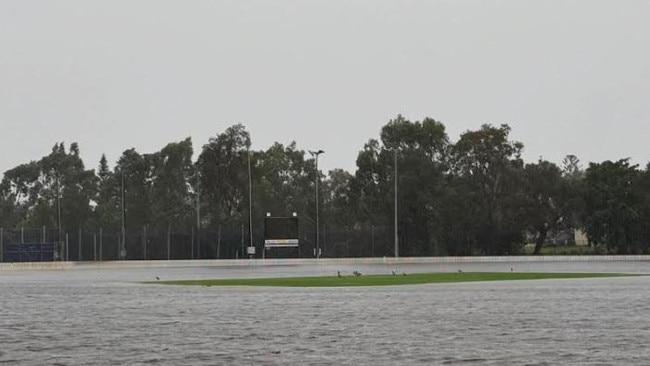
[1,261,649,365]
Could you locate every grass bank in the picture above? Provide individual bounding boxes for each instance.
[148,272,635,287]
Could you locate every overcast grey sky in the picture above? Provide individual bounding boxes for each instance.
[1,0,649,176]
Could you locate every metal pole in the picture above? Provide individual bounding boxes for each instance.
[309,150,324,258]
[394,150,399,258]
[121,172,126,260]
[57,177,62,245]
[192,166,201,259]
[196,164,200,260]
[144,225,147,260]
[142,225,146,260]
[248,148,253,251]
[65,233,69,261]
[167,223,171,260]
[371,225,375,257]
[99,227,103,261]
[93,233,97,261]
[42,226,45,263]
[21,227,24,244]
[78,227,82,261]
[316,155,319,258]
[1,227,3,263]
[217,225,221,259]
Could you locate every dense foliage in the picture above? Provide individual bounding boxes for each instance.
[2,116,650,258]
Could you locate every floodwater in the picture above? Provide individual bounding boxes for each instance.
[1,260,650,365]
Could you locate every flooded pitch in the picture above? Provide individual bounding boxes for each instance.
[1,260,650,365]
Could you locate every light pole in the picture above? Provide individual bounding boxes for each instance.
[121,172,126,260]
[195,164,200,259]
[247,147,253,255]
[309,149,324,258]
[56,176,62,260]
[56,176,62,246]
[394,150,399,258]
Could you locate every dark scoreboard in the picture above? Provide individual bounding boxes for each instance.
[264,216,299,247]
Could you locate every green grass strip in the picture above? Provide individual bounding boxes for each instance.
[146,272,637,287]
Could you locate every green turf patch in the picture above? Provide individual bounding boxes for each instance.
[146,272,637,287]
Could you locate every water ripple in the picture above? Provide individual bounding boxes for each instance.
[1,263,650,365]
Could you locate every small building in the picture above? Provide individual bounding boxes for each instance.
[574,229,589,246]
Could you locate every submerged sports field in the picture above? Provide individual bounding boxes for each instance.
[150,271,635,287]
[3,259,650,364]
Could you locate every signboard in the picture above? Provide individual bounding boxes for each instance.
[264,216,299,248]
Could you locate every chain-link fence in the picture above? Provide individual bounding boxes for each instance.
[0,227,61,262]
[0,224,397,262]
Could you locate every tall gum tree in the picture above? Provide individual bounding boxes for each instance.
[583,159,643,254]
[197,124,251,228]
[451,124,525,255]
[523,160,569,254]
[149,138,194,232]
[351,115,450,256]
[114,148,152,230]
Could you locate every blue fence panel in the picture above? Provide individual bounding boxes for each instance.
[3,243,56,262]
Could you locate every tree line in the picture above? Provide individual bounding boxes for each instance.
[2,116,649,258]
